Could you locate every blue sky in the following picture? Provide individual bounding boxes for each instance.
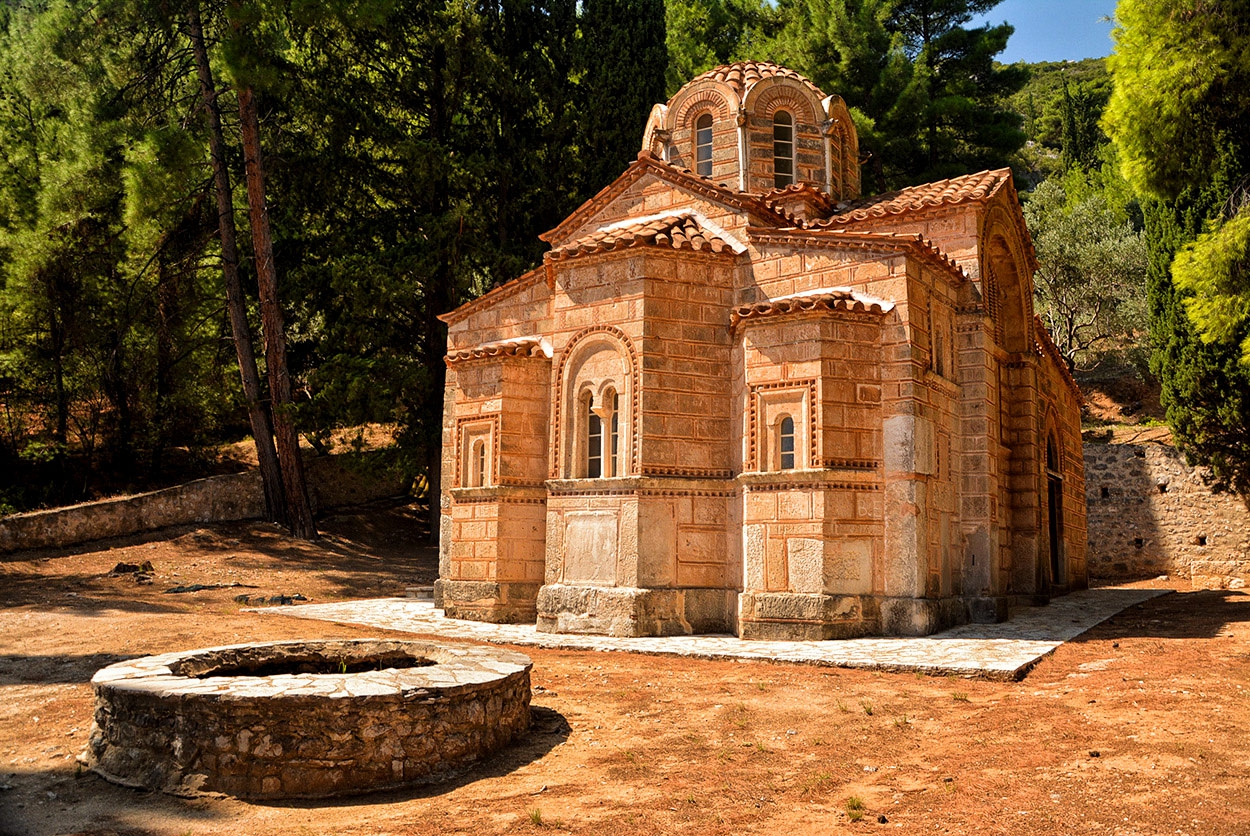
[968,0,1118,64]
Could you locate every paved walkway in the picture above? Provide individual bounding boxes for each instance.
[248,586,1171,680]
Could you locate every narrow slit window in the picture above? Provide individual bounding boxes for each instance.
[609,392,620,477]
[773,110,794,188]
[695,113,714,177]
[473,440,488,487]
[587,412,603,478]
[779,415,795,470]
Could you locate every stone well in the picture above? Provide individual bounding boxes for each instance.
[81,639,532,799]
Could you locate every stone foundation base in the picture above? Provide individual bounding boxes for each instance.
[536,584,735,637]
[878,596,970,636]
[435,580,540,624]
[967,595,1009,624]
[738,592,878,640]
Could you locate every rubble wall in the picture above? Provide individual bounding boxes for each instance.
[0,451,407,554]
[1084,441,1250,588]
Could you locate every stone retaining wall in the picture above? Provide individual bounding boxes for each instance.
[1084,441,1250,588]
[0,451,407,554]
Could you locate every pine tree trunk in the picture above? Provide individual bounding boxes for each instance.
[186,3,288,528]
[237,85,317,540]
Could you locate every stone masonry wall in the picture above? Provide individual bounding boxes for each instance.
[0,451,407,554]
[1084,440,1250,588]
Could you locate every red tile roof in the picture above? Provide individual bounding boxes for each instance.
[540,154,789,247]
[547,213,740,261]
[446,336,550,364]
[685,61,824,99]
[747,228,969,282]
[1033,316,1083,403]
[760,182,834,218]
[730,288,893,328]
[811,169,1011,227]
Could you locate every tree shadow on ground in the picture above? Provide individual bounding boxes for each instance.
[1070,589,1250,642]
[0,708,567,834]
[0,570,190,614]
[0,652,139,686]
[0,763,229,836]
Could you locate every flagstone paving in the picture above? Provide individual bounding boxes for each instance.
[248,586,1171,680]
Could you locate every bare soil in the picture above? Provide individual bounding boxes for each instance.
[2,503,1249,836]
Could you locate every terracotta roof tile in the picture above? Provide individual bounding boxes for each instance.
[547,213,739,261]
[747,228,969,282]
[540,155,790,246]
[811,169,1011,227]
[686,61,824,98]
[730,287,894,328]
[760,182,834,218]
[446,336,551,364]
[1033,316,1083,403]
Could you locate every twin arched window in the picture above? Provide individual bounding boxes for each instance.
[581,390,621,478]
[695,113,714,177]
[773,110,794,188]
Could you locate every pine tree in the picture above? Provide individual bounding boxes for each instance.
[758,0,1026,192]
[1104,0,1250,493]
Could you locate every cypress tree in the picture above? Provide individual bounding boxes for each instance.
[577,0,668,194]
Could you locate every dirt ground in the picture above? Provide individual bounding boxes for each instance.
[2,502,1249,836]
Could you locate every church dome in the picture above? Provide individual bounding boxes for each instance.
[682,61,825,101]
[640,60,861,201]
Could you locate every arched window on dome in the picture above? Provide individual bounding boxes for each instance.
[694,113,714,177]
[773,110,794,188]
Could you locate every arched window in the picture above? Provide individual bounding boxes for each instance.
[607,390,620,477]
[584,392,602,478]
[773,110,794,188]
[778,415,795,470]
[471,439,488,487]
[561,332,632,479]
[694,112,714,177]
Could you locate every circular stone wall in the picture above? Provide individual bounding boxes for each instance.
[81,639,532,799]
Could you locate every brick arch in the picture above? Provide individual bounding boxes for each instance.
[673,88,732,126]
[980,206,1035,355]
[551,326,640,478]
[667,79,740,132]
[825,94,861,200]
[744,78,822,126]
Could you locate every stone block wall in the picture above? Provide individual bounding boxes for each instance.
[1084,440,1250,588]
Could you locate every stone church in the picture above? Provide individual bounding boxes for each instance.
[435,61,1086,640]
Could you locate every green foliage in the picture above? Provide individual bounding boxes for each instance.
[1104,0,1250,202]
[1174,212,1250,363]
[1024,169,1147,371]
[1010,58,1107,142]
[1106,0,1250,494]
[579,0,668,192]
[666,0,778,96]
[1145,183,1250,496]
[754,0,1026,191]
[0,0,243,507]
